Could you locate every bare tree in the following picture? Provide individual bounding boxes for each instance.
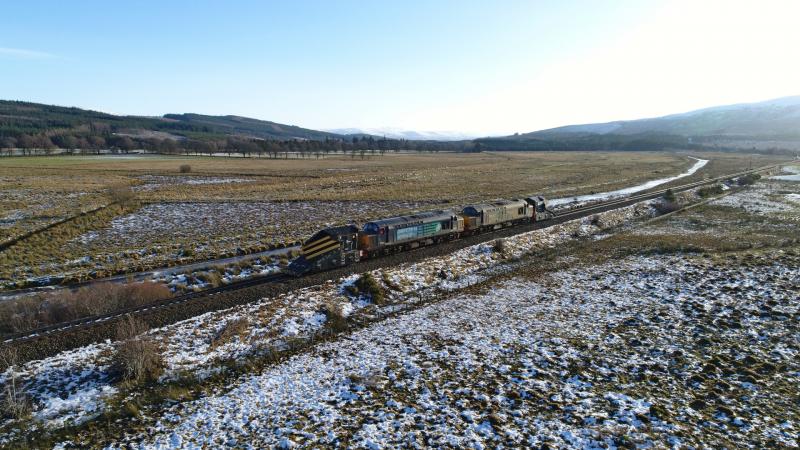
[118,136,136,153]
[0,137,16,156]
[17,134,34,156]
[89,135,106,154]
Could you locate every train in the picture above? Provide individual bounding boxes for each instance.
[288,195,555,275]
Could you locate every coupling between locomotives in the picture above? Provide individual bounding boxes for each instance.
[287,196,553,275]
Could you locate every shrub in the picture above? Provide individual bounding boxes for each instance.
[663,189,676,202]
[655,200,681,215]
[350,273,386,305]
[179,164,192,173]
[115,314,148,341]
[110,316,164,384]
[697,184,724,198]
[107,185,137,206]
[196,271,222,287]
[320,302,348,332]
[737,173,761,186]
[0,282,171,336]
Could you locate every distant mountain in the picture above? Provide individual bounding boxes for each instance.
[327,127,481,141]
[529,96,800,138]
[478,96,800,152]
[0,100,346,142]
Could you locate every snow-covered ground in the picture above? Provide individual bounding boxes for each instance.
[72,200,440,250]
[2,177,798,448]
[712,178,800,220]
[133,175,255,191]
[549,156,708,207]
[771,165,800,182]
[0,196,662,444]
[126,251,798,449]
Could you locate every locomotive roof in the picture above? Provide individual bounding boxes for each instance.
[463,198,528,211]
[365,209,457,228]
[312,224,359,239]
[524,195,548,203]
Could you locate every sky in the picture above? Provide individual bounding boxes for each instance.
[2,0,799,136]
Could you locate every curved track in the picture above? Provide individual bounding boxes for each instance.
[1,162,788,359]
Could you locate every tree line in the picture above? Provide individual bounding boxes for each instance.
[0,132,480,157]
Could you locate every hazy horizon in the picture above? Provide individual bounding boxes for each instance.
[3,0,799,135]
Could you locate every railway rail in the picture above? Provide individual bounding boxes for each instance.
[1,161,788,351]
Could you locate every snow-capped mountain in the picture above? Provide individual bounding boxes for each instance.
[327,127,486,141]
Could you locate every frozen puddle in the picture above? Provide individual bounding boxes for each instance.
[771,165,800,182]
[550,156,709,206]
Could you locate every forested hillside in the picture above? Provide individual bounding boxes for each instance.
[0,101,472,155]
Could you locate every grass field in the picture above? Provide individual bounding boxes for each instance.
[0,151,789,289]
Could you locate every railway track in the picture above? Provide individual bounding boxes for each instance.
[1,161,788,352]
[553,165,767,219]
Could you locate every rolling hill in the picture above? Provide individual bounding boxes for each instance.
[478,96,800,152]
[163,113,343,141]
[531,96,800,138]
[0,100,346,142]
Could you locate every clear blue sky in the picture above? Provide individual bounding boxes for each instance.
[2,0,798,135]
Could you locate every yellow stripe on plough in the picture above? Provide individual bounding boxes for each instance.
[305,241,340,259]
[301,236,334,255]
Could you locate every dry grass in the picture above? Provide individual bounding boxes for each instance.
[320,302,349,332]
[210,317,250,348]
[0,151,789,289]
[575,198,799,265]
[106,185,137,205]
[0,282,172,336]
[110,316,165,385]
[0,347,32,420]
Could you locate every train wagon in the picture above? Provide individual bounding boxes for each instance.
[288,225,360,274]
[359,210,463,256]
[461,199,531,231]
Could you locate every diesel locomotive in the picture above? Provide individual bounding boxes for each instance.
[288,195,554,275]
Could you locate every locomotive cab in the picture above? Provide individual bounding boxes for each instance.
[524,195,555,222]
[359,222,385,251]
[288,225,360,275]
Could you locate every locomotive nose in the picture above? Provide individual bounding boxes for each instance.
[287,255,311,276]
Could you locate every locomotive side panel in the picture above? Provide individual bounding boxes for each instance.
[462,199,529,228]
[360,210,461,255]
